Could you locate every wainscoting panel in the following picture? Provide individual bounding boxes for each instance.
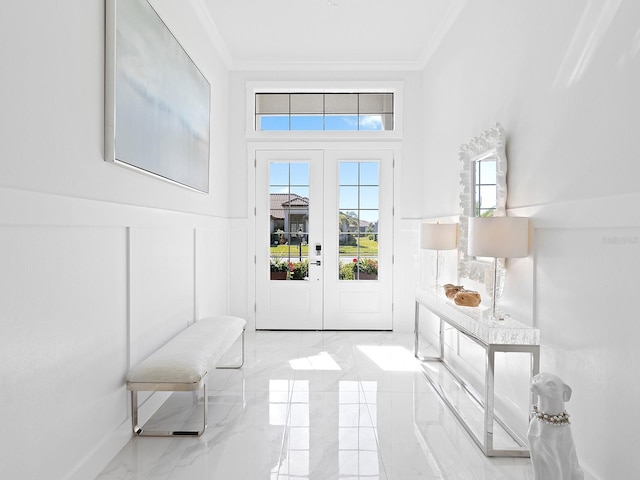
[128,227,196,367]
[196,227,230,319]
[0,225,128,480]
[535,226,640,474]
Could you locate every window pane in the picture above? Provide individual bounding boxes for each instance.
[359,115,384,131]
[290,93,323,113]
[325,93,358,113]
[256,93,289,114]
[339,233,357,254]
[339,162,358,185]
[290,186,309,199]
[359,187,379,209]
[380,113,394,130]
[359,162,379,185]
[270,163,289,186]
[270,186,289,194]
[339,211,357,232]
[360,211,378,230]
[259,115,289,130]
[359,93,393,113]
[354,258,378,280]
[291,115,323,130]
[339,187,358,209]
[290,163,309,185]
[325,115,358,131]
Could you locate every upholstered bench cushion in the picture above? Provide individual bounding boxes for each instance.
[126,315,246,391]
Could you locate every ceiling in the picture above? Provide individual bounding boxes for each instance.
[191,0,467,70]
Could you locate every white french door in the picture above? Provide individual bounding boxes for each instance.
[255,149,393,330]
[255,150,324,330]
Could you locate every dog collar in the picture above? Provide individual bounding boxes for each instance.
[532,405,571,426]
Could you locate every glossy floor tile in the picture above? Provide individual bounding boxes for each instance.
[97,331,533,479]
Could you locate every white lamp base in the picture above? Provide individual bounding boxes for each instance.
[483,309,510,321]
[432,252,444,287]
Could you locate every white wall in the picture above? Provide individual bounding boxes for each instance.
[420,1,640,478]
[0,0,231,478]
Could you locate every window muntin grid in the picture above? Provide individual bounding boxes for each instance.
[255,93,394,131]
[338,161,379,281]
[269,162,310,281]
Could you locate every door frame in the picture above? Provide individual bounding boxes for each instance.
[247,140,402,330]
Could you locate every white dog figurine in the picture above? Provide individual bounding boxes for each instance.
[528,372,584,480]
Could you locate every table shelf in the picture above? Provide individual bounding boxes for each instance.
[414,288,540,457]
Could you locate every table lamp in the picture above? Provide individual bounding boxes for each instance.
[468,216,528,320]
[420,222,458,289]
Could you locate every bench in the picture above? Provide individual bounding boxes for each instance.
[126,315,246,437]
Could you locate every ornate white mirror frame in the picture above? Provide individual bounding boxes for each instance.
[458,123,508,283]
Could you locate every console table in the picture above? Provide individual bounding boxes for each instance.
[414,287,540,457]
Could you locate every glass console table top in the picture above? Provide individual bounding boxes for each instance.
[416,288,540,346]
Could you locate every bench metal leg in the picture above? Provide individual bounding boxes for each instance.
[216,329,245,369]
[131,384,208,437]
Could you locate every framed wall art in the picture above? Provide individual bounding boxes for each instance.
[105,0,211,192]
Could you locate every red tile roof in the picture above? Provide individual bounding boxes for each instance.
[270,193,309,220]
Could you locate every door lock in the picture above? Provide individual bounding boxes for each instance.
[316,260,321,266]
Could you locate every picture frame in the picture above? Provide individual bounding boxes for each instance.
[105,0,211,193]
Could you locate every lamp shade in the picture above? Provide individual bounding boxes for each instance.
[420,223,458,250]
[468,216,529,258]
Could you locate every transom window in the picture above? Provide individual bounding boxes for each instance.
[255,92,394,131]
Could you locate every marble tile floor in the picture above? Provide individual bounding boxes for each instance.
[97,331,533,480]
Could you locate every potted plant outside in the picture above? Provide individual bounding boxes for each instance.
[354,258,378,280]
[290,260,309,280]
[270,258,289,280]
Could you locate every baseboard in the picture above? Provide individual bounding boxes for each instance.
[65,391,171,480]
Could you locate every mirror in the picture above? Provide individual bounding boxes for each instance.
[458,123,507,283]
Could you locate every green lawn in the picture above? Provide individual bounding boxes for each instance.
[270,237,378,258]
[339,237,378,257]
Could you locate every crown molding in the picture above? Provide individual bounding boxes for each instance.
[227,59,425,72]
[417,0,468,69]
[190,0,467,73]
[190,0,234,68]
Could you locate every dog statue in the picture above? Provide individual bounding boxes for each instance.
[528,372,584,480]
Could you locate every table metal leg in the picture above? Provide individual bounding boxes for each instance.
[485,345,496,455]
[414,301,420,358]
[530,346,541,413]
[414,301,444,362]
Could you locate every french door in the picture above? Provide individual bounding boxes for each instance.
[255,149,393,330]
